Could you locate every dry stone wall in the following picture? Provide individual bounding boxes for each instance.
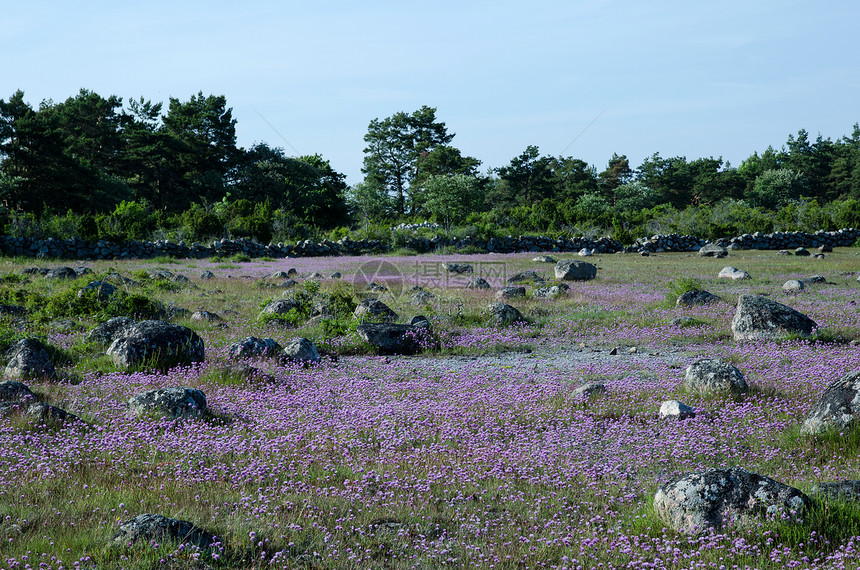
[0,228,857,260]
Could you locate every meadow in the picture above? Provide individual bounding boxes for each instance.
[1,248,860,570]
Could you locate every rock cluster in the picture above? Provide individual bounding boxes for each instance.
[3,227,857,260]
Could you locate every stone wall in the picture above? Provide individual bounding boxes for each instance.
[0,228,857,260]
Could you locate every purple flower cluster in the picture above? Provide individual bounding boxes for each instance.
[2,255,859,569]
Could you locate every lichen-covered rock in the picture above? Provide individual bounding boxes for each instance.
[354,298,398,322]
[698,243,727,258]
[199,270,215,280]
[533,285,568,298]
[260,299,302,317]
[676,290,721,307]
[107,321,204,370]
[112,513,219,550]
[127,387,207,419]
[356,323,430,355]
[44,267,77,280]
[283,338,321,363]
[190,310,222,322]
[444,263,473,274]
[783,279,804,293]
[718,266,751,280]
[554,259,597,281]
[507,270,545,284]
[410,290,436,306]
[24,401,77,422]
[683,358,748,395]
[228,337,283,359]
[4,338,56,380]
[810,481,860,502]
[87,317,138,345]
[0,380,35,402]
[496,286,526,300]
[800,370,860,435]
[78,280,118,302]
[487,302,525,326]
[654,468,809,534]
[573,382,606,399]
[532,255,556,263]
[466,277,491,289]
[731,294,817,341]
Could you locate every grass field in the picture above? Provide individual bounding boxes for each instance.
[1,248,859,569]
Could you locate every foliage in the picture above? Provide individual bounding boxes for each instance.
[362,106,455,215]
[663,277,703,306]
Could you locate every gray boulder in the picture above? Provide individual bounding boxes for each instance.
[0,304,26,316]
[465,277,491,289]
[731,294,817,341]
[260,298,302,317]
[654,468,809,534]
[127,387,207,419]
[354,298,398,322]
[410,290,436,306]
[78,280,118,302]
[4,338,56,380]
[533,285,567,298]
[199,270,215,280]
[88,317,137,345]
[444,263,473,274]
[802,275,826,285]
[718,266,751,280]
[782,279,804,293]
[573,382,606,399]
[496,286,526,300]
[283,338,321,363]
[532,255,556,263]
[507,270,545,284]
[810,481,860,502]
[24,401,77,423]
[698,243,727,258]
[190,310,222,323]
[795,247,810,257]
[555,259,597,281]
[0,380,35,402]
[228,337,283,359]
[659,400,695,420]
[800,370,860,435]
[487,302,525,326]
[683,358,748,396]
[356,323,430,355]
[112,513,218,550]
[44,267,77,280]
[107,321,205,370]
[676,290,721,307]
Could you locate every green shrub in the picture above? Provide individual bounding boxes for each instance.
[663,277,703,306]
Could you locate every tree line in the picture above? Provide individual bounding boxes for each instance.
[1,89,859,244]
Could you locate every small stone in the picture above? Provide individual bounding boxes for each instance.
[573,382,606,399]
[659,400,695,420]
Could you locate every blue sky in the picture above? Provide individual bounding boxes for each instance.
[3,0,859,183]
